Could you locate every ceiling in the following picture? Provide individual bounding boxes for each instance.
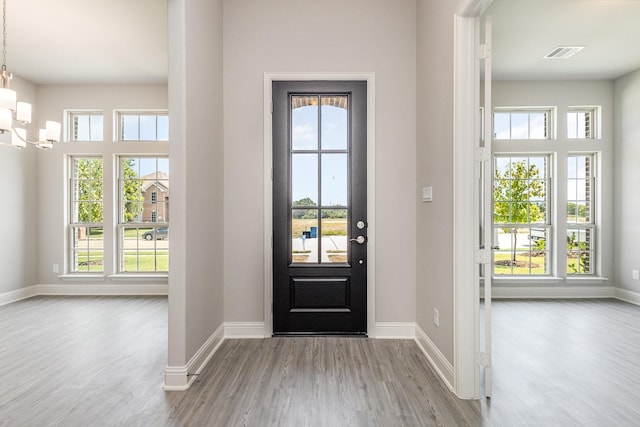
[3,1,639,85]
[5,0,167,85]
[488,0,640,81]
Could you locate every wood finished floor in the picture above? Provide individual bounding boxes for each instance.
[1,296,639,426]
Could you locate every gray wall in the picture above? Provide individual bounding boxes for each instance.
[0,78,38,295]
[415,0,460,365]
[222,0,417,324]
[614,69,640,294]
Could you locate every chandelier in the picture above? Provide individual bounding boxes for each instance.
[0,0,60,149]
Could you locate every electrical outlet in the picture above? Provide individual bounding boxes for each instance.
[633,270,639,280]
[433,308,439,327]
[52,264,59,274]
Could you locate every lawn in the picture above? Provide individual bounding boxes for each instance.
[292,218,347,237]
[75,250,168,272]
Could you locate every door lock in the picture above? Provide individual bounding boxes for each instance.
[350,235,367,244]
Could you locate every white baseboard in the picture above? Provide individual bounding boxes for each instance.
[414,324,454,391]
[36,283,168,295]
[490,286,614,299]
[225,322,267,338]
[0,285,38,306]
[375,322,416,339]
[164,323,225,391]
[614,288,640,306]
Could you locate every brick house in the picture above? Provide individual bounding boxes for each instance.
[141,171,169,223]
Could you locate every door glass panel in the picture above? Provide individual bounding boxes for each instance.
[292,96,318,150]
[292,154,318,207]
[321,209,348,263]
[321,153,348,207]
[292,209,318,263]
[321,96,348,150]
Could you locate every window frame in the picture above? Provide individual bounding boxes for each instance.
[493,107,556,140]
[567,106,600,140]
[68,156,104,273]
[115,110,169,142]
[492,153,553,276]
[66,111,104,142]
[566,153,597,276]
[116,155,170,274]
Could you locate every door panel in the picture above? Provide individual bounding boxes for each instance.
[272,81,367,335]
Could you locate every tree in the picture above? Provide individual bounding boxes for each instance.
[494,160,546,263]
[76,159,103,223]
[122,159,144,222]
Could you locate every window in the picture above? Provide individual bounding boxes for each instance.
[494,108,553,140]
[118,157,169,272]
[567,108,598,139]
[68,112,103,141]
[567,154,596,275]
[117,112,169,141]
[69,157,104,272]
[493,155,550,275]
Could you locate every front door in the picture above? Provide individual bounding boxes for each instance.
[272,80,367,335]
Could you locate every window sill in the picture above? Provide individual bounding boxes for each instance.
[58,274,106,282]
[565,276,609,285]
[107,274,168,282]
[489,276,564,285]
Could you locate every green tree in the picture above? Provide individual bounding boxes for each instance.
[494,160,546,263]
[122,159,144,222]
[76,159,103,223]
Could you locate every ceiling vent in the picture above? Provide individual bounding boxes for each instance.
[544,46,585,59]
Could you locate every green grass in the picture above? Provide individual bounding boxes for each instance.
[75,250,168,272]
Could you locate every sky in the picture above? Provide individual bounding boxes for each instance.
[291,103,348,207]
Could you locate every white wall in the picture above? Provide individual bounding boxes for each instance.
[167,0,224,385]
[0,77,38,295]
[614,69,640,294]
[222,0,417,325]
[492,80,614,285]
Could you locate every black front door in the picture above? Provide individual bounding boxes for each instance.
[272,80,367,335]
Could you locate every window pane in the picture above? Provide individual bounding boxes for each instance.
[321,209,347,263]
[321,96,348,150]
[529,112,547,139]
[157,115,169,140]
[90,115,103,141]
[510,113,529,139]
[494,113,511,139]
[567,228,593,275]
[121,115,139,140]
[493,227,549,275]
[121,226,169,272]
[292,154,318,206]
[139,116,157,141]
[292,209,318,263]
[321,153,348,207]
[71,226,103,272]
[292,96,318,150]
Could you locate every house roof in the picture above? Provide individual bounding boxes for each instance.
[141,171,169,193]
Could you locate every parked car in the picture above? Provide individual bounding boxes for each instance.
[528,228,546,242]
[142,227,169,240]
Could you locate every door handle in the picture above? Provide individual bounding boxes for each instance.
[350,235,367,244]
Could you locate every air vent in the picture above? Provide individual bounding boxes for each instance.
[544,46,584,59]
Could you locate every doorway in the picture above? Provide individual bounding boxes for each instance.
[271,80,367,335]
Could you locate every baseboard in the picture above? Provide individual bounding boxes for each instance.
[225,322,267,338]
[0,285,38,306]
[614,288,640,306]
[490,286,614,299]
[375,322,416,339]
[35,283,168,295]
[414,324,454,391]
[164,323,225,391]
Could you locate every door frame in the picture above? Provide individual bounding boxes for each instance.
[263,72,376,338]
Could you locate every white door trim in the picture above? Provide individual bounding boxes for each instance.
[454,0,492,399]
[263,72,376,337]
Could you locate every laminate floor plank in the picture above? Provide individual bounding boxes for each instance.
[1,296,640,426]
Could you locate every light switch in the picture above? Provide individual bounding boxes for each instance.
[422,187,433,202]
